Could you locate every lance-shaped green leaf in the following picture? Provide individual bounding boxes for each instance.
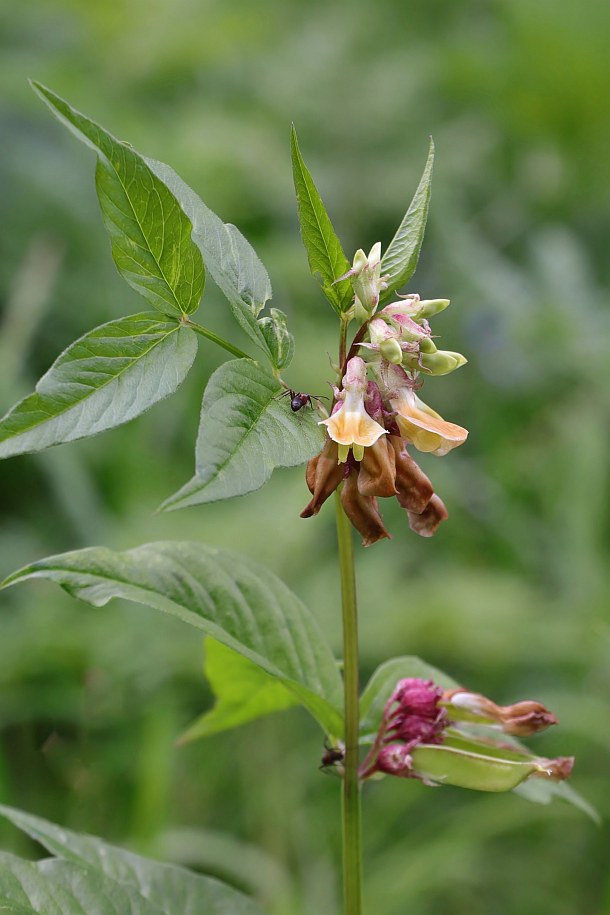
[0,313,197,459]
[359,655,459,741]
[0,805,268,915]
[380,138,434,303]
[32,82,204,318]
[161,359,324,511]
[290,126,353,314]
[1,542,343,735]
[179,638,299,744]
[144,158,279,363]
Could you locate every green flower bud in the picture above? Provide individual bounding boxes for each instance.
[419,350,467,376]
[379,337,404,364]
[419,337,437,355]
[417,298,450,319]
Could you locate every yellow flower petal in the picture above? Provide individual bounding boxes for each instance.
[392,391,468,456]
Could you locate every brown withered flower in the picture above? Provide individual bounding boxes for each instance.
[300,356,461,544]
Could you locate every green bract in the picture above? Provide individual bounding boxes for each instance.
[291,126,353,314]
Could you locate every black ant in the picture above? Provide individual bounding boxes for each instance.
[277,389,327,413]
[320,739,345,772]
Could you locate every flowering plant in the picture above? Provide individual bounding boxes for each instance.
[0,85,589,915]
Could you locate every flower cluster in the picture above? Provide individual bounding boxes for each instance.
[301,252,469,543]
[359,677,574,788]
[360,678,449,780]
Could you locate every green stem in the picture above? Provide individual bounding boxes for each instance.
[335,489,363,915]
[186,319,250,359]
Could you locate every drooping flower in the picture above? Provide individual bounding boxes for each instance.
[442,689,559,737]
[340,465,391,546]
[319,357,387,463]
[379,364,468,456]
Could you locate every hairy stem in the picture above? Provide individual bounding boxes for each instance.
[186,319,250,359]
[335,490,363,915]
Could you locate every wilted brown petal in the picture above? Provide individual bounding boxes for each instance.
[358,438,397,498]
[300,438,344,518]
[408,494,448,537]
[499,701,558,737]
[536,756,575,781]
[442,690,558,736]
[341,469,391,546]
[389,436,434,513]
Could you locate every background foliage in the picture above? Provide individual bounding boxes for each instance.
[1,1,609,913]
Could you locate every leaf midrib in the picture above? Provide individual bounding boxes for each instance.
[195,382,281,493]
[293,149,343,299]
[0,322,181,439]
[98,151,190,315]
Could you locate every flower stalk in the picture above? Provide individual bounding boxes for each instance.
[335,489,363,915]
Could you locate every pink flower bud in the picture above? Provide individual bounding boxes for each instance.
[376,744,415,778]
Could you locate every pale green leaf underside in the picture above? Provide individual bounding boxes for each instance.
[1,542,343,735]
[0,806,267,915]
[0,313,197,459]
[359,655,459,739]
[144,158,275,359]
[380,138,435,302]
[0,854,167,915]
[161,359,324,510]
[290,126,352,314]
[32,82,204,318]
[179,638,299,743]
[514,778,600,823]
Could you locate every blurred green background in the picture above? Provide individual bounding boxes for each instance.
[1,0,609,912]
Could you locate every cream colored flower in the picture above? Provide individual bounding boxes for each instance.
[390,387,468,456]
[320,356,387,462]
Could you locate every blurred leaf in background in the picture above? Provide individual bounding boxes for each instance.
[1,0,609,913]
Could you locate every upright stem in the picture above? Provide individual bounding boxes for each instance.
[335,490,363,915]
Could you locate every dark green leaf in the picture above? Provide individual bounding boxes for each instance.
[0,314,196,458]
[2,542,343,735]
[32,82,204,318]
[144,158,276,360]
[359,655,458,740]
[380,138,434,302]
[0,806,268,915]
[290,126,352,314]
[161,359,323,510]
[179,638,298,743]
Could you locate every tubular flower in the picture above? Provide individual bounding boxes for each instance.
[319,357,386,463]
[380,364,468,456]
